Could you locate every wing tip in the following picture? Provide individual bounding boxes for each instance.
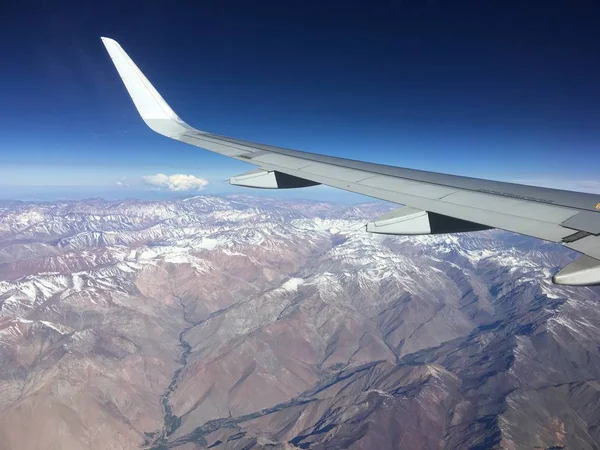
[100,36,195,136]
[100,36,116,46]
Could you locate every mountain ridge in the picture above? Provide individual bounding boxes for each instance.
[0,195,598,449]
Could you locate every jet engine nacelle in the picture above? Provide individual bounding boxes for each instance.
[366,207,491,235]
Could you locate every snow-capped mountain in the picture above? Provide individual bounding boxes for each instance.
[0,195,598,450]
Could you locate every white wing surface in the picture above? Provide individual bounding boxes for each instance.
[101,37,600,286]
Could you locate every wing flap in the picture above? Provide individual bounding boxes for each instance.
[440,191,579,223]
[251,154,313,170]
[561,211,600,235]
[357,175,460,199]
[299,164,374,183]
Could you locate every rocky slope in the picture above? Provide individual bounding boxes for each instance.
[0,195,598,450]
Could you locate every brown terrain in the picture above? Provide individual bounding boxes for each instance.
[0,195,599,449]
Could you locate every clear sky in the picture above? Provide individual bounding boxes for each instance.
[1,0,599,201]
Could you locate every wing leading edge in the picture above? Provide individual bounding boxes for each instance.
[100,37,600,286]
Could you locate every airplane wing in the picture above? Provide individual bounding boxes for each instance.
[100,37,600,286]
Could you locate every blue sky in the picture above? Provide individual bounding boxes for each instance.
[1,0,599,201]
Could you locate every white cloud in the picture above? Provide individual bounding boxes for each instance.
[142,173,209,192]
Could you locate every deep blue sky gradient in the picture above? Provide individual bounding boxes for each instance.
[1,0,599,200]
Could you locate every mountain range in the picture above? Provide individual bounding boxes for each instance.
[0,195,599,450]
